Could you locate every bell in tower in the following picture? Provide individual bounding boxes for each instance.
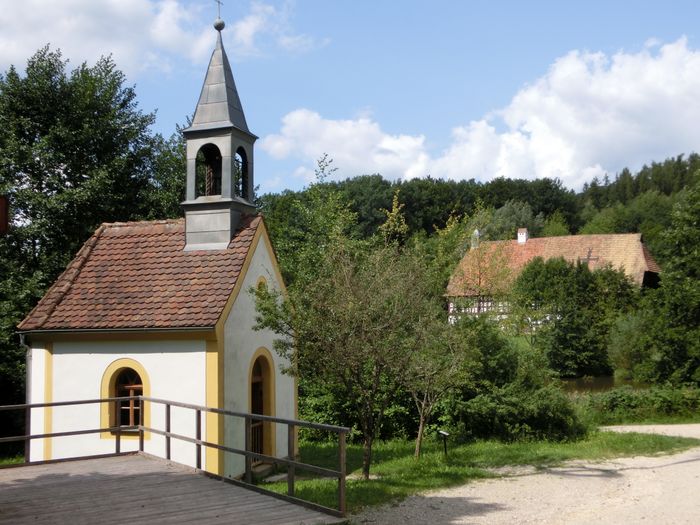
[182,16,257,251]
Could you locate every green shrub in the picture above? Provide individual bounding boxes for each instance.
[445,384,587,442]
[578,385,700,424]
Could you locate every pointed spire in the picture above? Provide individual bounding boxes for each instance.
[186,18,250,133]
[181,16,257,251]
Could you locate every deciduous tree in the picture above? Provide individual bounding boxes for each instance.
[254,240,435,478]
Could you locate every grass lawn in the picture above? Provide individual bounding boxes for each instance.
[261,431,700,513]
[0,455,24,466]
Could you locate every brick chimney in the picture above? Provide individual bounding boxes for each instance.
[517,228,528,244]
[470,228,480,250]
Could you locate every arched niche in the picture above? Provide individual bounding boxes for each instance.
[248,348,276,458]
[234,146,250,200]
[195,143,223,197]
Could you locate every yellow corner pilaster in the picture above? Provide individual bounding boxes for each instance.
[205,339,224,475]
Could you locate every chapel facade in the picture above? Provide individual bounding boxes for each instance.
[18,18,294,478]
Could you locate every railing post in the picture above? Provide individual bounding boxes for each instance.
[165,403,171,460]
[244,415,252,483]
[114,399,121,454]
[338,430,346,515]
[138,397,144,452]
[24,405,31,463]
[287,424,295,497]
[195,409,202,470]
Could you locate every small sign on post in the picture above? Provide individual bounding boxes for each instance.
[0,195,8,235]
[438,429,450,457]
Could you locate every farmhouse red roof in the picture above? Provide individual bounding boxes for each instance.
[447,233,661,297]
[18,215,262,332]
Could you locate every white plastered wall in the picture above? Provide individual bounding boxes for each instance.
[223,233,295,478]
[28,342,47,461]
[30,339,205,467]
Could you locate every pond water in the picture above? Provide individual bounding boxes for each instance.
[560,376,646,393]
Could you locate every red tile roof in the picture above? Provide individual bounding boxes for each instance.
[19,215,262,331]
[447,233,661,297]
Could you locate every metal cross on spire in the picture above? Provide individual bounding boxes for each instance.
[215,0,223,18]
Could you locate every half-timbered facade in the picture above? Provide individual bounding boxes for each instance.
[447,229,661,319]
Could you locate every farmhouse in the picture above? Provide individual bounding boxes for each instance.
[17,19,295,478]
[447,228,661,316]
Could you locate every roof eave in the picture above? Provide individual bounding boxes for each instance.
[18,326,216,336]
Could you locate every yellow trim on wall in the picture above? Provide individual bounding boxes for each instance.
[99,358,151,440]
[204,220,292,472]
[258,222,297,455]
[215,226,264,330]
[205,339,223,475]
[214,222,285,328]
[248,347,276,456]
[43,343,53,461]
[258,221,288,297]
[209,223,264,475]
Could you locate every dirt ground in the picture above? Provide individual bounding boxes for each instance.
[353,424,700,525]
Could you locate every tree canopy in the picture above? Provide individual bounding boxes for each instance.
[512,257,637,377]
[0,47,184,446]
[609,180,700,384]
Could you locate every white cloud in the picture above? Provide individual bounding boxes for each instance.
[230,1,326,57]
[0,1,322,76]
[263,38,700,189]
[231,2,277,55]
[473,37,700,188]
[260,109,431,182]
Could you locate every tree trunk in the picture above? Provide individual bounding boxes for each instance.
[362,435,373,480]
[414,413,426,458]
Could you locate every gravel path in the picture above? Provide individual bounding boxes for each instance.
[353,424,700,525]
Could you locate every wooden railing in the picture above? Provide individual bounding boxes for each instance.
[250,419,263,463]
[0,397,141,459]
[0,396,349,517]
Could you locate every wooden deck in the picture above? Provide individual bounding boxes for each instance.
[0,455,344,524]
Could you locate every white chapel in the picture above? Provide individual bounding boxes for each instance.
[18,17,295,478]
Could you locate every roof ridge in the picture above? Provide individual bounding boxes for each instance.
[485,232,643,243]
[18,225,107,331]
[102,218,184,228]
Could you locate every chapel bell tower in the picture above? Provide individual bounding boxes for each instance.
[182,17,257,251]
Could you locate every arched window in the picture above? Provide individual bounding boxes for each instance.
[195,144,222,197]
[115,368,143,427]
[234,147,249,199]
[100,359,150,438]
[250,358,264,460]
[249,351,275,460]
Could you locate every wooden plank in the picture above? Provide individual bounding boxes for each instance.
[0,455,343,525]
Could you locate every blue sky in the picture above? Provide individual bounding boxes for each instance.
[2,1,700,194]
